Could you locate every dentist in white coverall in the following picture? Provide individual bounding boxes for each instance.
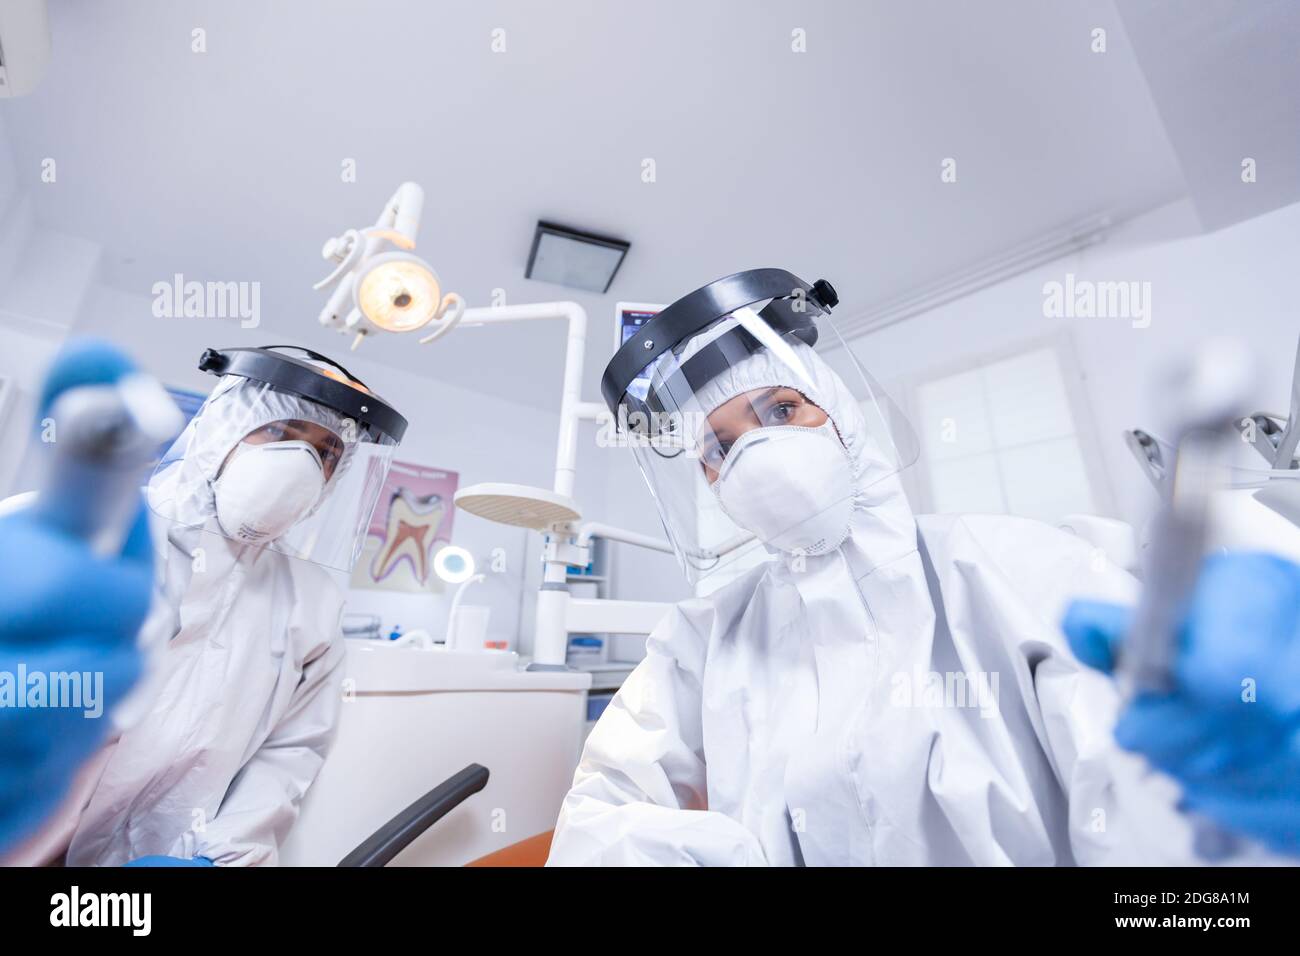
[549,269,1202,866]
[67,346,405,866]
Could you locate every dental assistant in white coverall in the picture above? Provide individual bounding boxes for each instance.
[66,347,403,866]
[549,272,1201,866]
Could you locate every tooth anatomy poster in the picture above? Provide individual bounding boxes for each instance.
[350,460,459,593]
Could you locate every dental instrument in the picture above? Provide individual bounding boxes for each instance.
[34,373,182,555]
[1123,339,1253,859]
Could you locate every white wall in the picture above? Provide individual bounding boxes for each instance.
[0,109,105,496]
[0,111,27,276]
[845,198,1300,532]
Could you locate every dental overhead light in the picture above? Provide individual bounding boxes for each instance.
[313,183,666,670]
[315,182,465,350]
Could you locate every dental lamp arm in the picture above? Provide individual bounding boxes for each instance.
[377,181,424,249]
[685,532,755,561]
[576,522,673,555]
[316,183,425,289]
[574,523,756,571]
[457,301,589,500]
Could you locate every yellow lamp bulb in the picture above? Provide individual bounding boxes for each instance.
[356,257,442,332]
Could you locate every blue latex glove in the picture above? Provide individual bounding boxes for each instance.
[0,340,155,855]
[1063,552,1300,856]
[123,855,214,867]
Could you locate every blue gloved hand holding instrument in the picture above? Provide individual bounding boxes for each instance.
[1065,342,1300,857]
[1065,552,1300,856]
[0,339,181,855]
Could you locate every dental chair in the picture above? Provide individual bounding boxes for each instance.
[337,763,554,867]
[464,830,554,867]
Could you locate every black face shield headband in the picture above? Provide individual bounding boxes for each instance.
[601,268,837,433]
[197,345,407,443]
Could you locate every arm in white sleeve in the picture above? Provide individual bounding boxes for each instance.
[194,638,345,866]
[1031,645,1201,865]
[548,605,767,866]
[971,521,1200,864]
[945,514,1275,865]
[928,516,1198,863]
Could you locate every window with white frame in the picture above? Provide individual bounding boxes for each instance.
[907,341,1106,522]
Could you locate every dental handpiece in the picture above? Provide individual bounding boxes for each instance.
[1121,431,1216,695]
[1120,340,1252,860]
[31,374,184,557]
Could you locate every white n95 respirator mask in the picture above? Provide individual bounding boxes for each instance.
[713,421,855,556]
[213,440,325,543]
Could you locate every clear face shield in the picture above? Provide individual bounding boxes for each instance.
[601,269,918,585]
[147,346,407,572]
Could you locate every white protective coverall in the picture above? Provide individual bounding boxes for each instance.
[549,340,1198,866]
[66,375,349,866]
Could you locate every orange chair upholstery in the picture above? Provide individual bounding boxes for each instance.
[466,830,554,867]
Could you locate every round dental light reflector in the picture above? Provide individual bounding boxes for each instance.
[454,482,581,530]
[355,252,442,333]
[434,545,476,584]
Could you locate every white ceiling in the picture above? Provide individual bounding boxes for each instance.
[1116,0,1300,231]
[1,0,1189,404]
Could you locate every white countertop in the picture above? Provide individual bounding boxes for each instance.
[344,639,592,693]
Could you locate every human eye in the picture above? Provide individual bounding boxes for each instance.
[699,439,729,470]
[764,401,797,425]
